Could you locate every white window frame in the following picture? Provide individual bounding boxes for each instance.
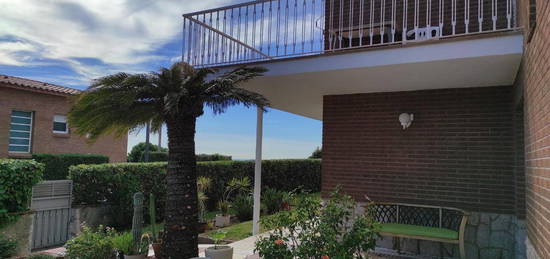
[9,110,33,153]
[53,115,69,134]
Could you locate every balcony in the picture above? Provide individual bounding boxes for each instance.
[183,0,522,120]
[182,0,518,68]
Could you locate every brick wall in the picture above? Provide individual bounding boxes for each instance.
[0,86,127,162]
[322,86,519,215]
[516,0,550,257]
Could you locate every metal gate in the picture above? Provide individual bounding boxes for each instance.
[30,180,72,250]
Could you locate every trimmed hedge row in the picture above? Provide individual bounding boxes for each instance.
[0,159,43,225]
[68,159,320,228]
[32,153,109,180]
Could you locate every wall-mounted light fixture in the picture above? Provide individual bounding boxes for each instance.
[399,113,414,130]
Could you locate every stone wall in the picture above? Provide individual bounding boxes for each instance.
[0,212,34,258]
[374,212,526,259]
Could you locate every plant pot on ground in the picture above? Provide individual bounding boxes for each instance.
[215,201,231,227]
[205,230,233,259]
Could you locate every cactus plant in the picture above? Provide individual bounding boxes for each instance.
[149,193,158,242]
[132,192,144,248]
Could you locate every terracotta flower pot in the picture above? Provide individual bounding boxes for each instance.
[198,222,208,233]
[152,242,162,258]
[124,254,147,259]
[205,245,233,259]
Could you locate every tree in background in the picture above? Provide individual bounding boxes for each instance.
[309,147,322,159]
[127,142,168,162]
[68,62,267,259]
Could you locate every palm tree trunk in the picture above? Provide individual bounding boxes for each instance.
[162,115,199,259]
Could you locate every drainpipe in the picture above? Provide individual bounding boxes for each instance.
[253,106,263,235]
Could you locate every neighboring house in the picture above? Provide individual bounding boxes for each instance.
[0,75,128,162]
[185,0,547,258]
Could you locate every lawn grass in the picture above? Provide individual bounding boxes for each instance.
[203,220,266,241]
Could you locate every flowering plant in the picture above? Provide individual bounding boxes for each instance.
[254,188,379,259]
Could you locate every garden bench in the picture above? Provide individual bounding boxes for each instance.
[370,202,469,259]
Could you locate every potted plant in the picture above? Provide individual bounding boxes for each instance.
[198,176,212,232]
[215,201,231,227]
[215,177,251,227]
[112,232,149,259]
[148,193,162,258]
[205,230,233,259]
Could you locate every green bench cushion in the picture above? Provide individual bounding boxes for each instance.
[379,223,459,240]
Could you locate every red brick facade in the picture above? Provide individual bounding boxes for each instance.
[516,0,550,257]
[322,86,521,215]
[0,85,127,162]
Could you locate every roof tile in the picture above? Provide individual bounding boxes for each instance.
[0,74,81,95]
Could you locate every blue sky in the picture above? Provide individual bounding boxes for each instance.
[0,0,321,159]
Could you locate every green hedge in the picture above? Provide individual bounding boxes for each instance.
[196,153,232,161]
[32,153,109,180]
[69,159,320,228]
[0,159,43,225]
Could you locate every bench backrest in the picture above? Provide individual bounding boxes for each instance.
[371,202,469,231]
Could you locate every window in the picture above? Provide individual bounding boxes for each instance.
[9,110,33,153]
[53,115,68,133]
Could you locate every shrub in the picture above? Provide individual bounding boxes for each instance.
[69,159,321,227]
[309,147,322,159]
[148,152,168,162]
[262,188,290,215]
[32,153,108,180]
[196,153,231,161]
[0,159,43,225]
[232,194,254,221]
[0,235,17,258]
[64,225,116,259]
[255,189,379,258]
[127,143,167,162]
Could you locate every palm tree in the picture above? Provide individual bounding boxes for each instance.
[69,62,268,258]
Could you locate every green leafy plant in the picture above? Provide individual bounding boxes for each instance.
[32,153,108,180]
[255,188,379,259]
[217,200,230,216]
[0,159,43,225]
[111,232,149,256]
[64,225,116,259]
[262,188,291,215]
[0,235,17,258]
[232,194,254,221]
[209,230,227,249]
[149,193,159,242]
[309,146,322,159]
[197,176,212,223]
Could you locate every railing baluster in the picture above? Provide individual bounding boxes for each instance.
[202,14,207,65]
[261,2,266,56]
[294,0,298,53]
[359,0,364,46]
[403,0,408,43]
[427,0,431,39]
[339,0,343,49]
[285,0,289,54]
[391,0,396,42]
[381,0,386,44]
[268,1,273,56]
[349,0,354,48]
[465,0,470,33]
[303,0,307,52]
[208,13,213,64]
[506,0,511,29]
[478,0,483,32]
[311,0,315,51]
[329,0,335,50]
[452,0,456,34]
[252,5,257,58]
[369,0,373,45]
[414,0,418,39]
[245,6,249,60]
[182,18,187,63]
[277,0,281,55]
[438,0,443,36]
[492,0,497,30]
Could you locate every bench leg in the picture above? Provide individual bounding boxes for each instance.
[459,240,466,259]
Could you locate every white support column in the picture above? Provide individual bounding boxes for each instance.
[252,106,263,235]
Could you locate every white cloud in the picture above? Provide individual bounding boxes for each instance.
[0,0,233,79]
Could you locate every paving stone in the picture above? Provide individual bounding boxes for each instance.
[468,213,480,226]
[465,243,479,259]
[477,223,490,247]
[491,214,513,231]
[480,213,491,225]
[489,231,514,249]
[465,225,477,244]
[480,248,502,259]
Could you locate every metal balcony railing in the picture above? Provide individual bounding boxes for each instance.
[182,0,516,67]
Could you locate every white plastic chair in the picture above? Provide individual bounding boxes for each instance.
[407,26,441,41]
